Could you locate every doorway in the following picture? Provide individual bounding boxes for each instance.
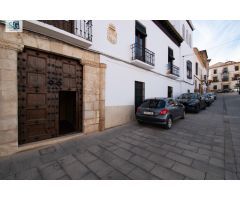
[135,81,145,112]
[18,48,83,144]
[223,85,229,90]
[168,86,173,98]
[59,91,76,135]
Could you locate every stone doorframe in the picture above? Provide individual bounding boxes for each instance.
[0,28,106,156]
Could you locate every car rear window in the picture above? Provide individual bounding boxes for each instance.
[180,93,198,99]
[141,99,166,109]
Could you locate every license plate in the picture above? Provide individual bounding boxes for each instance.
[143,111,154,115]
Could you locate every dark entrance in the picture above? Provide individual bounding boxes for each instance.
[59,91,76,135]
[18,48,83,144]
[135,81,145,112]
[223,85,229,89]
[168,86,173,98]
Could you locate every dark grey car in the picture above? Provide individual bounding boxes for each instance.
[135,98,185,129]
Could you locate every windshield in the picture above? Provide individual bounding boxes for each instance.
[141,99,166,109]
[179,93,198,99]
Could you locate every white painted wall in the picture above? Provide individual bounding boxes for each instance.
[102,55,188,107]
[91,20,181,76]
[90,20,195,107]
[193,54,208,93]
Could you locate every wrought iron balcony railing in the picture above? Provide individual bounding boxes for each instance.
[167,63,180,77]
[131,43,155,66]
[39,20,92,41]
[232,77,240,81]
[222,70,229,74]
[222,77,229,82]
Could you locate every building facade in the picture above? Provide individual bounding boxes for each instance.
[208,61,240,91]
[0,20,196,156]
[0,20,106,156]
[193,48,210,94]
[92,20,195,129]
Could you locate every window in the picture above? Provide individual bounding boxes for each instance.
[195,63,198,75]
[189,34,192,47]
[168,47,174,65]
[214,69,217,74]
[168,99,177,106]
[135,21,146,61]
[182,25,185,40]
[213,77,218,82]
[168,86,173,98]
[223,67,228,73]
[186,30,188,44]
[233,74,240,80]
[213,85,217,90]
[235,65,239,71]
[187,60,192,79]
[141,99,166,109]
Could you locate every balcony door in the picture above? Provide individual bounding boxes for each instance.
[168,47,174,66]
[135,21,146,62]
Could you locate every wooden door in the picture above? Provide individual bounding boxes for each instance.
[18,48,83,144]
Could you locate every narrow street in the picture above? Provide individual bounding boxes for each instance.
[0,93,239,180]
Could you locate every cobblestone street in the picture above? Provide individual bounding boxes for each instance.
[0,93,240,180]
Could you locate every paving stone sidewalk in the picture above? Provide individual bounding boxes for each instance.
[0,93,239,180]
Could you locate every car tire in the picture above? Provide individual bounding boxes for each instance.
[181,110,185,119]
[164,116,173,129]
[137,120,144,125]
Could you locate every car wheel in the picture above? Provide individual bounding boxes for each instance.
[137,120,144,125]
[181,110,185,119]
[165,116,173,129]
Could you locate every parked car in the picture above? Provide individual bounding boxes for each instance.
[177,93,206,113]
[222,89,230,93]
[135,98,185,129]
[202,93,214,106]
[208,92,217,100]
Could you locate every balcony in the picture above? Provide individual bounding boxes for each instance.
[23,20,92,48]
[131,43,155,70]
[222,69,228,74]
[212,79,219,83]
[222,77,229,82]
[166,63,180,79]
[232,77,240,81]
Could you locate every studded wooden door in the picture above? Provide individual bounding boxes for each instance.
[18,48,83,144]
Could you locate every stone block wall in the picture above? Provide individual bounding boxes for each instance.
[0,23,105,156]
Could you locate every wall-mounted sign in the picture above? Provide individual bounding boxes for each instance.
[5,20,23,32]
[107,24,117,44]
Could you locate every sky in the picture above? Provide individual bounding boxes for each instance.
[192,20,240,65]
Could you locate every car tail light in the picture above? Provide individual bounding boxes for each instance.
[136,107,141,113]
[159,108,169,115]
